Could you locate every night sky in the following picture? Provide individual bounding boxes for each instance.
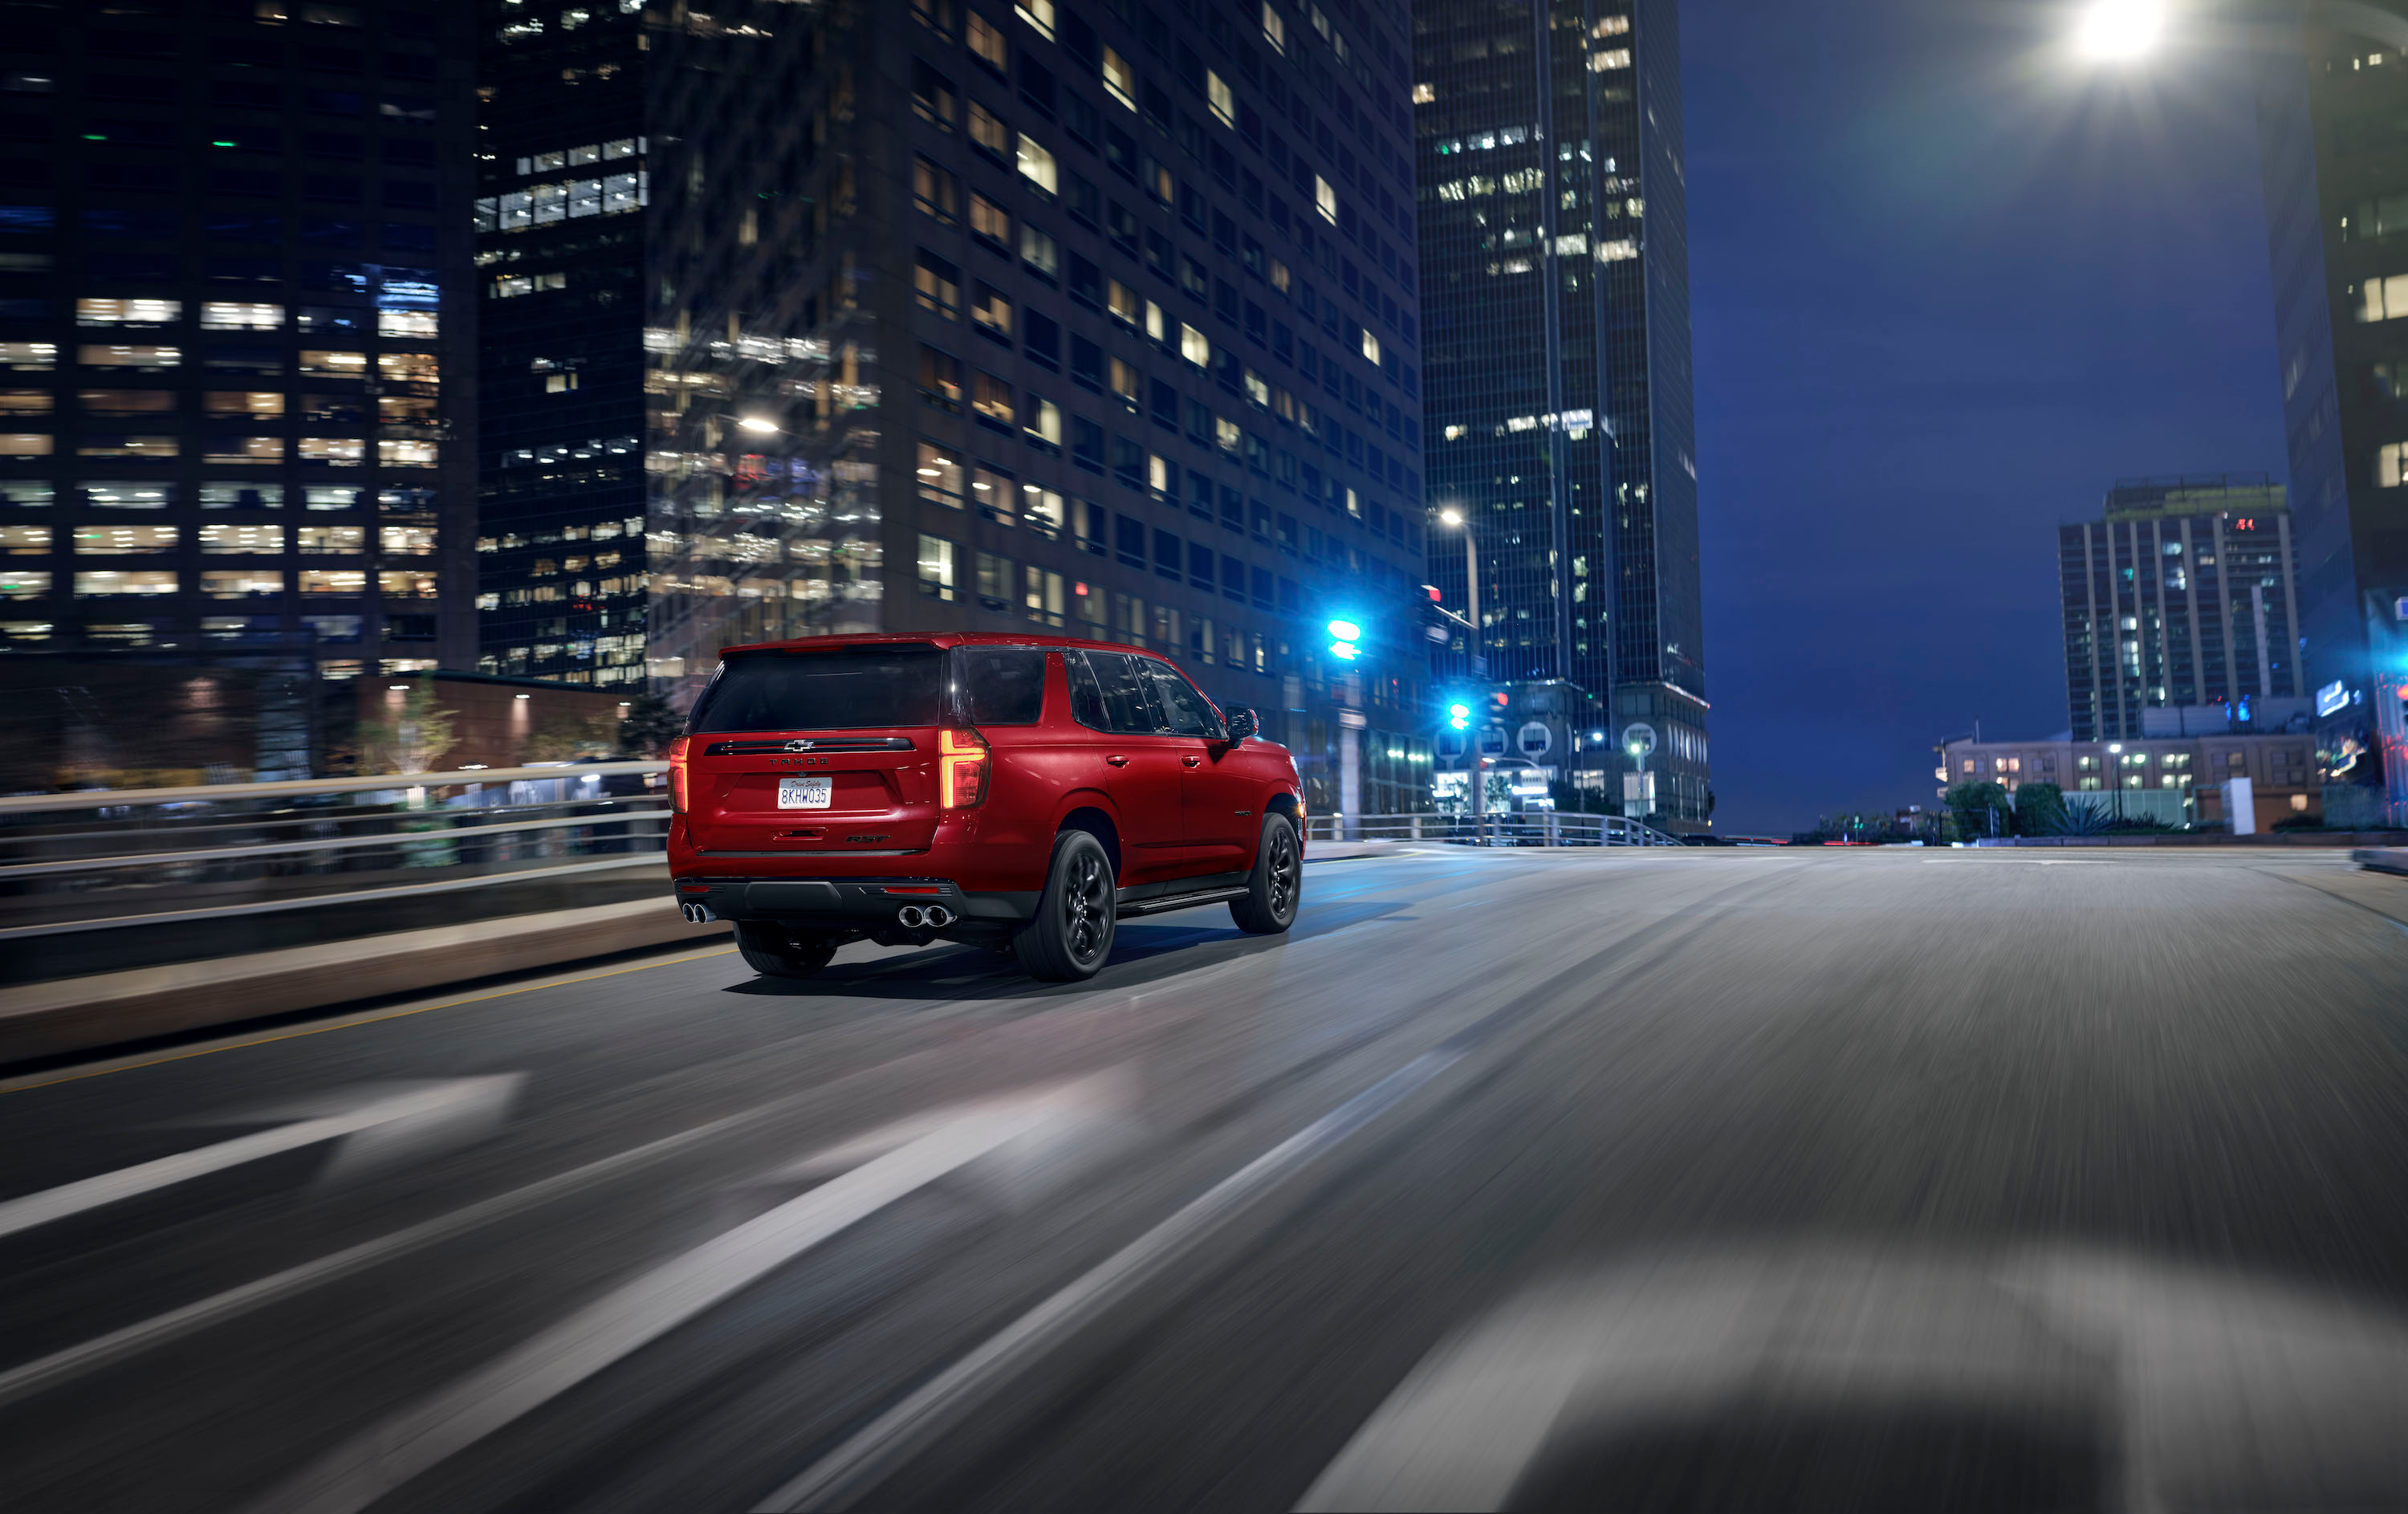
[1682,0,2290,835]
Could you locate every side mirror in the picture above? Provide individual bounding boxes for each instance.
[1223,704,1259,742]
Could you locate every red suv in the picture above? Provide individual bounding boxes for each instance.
[666,633,1306,982]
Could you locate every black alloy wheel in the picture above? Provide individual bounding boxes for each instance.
[1230,812,1301,934]
[1016,828,1118,980]
[733,921,842,979]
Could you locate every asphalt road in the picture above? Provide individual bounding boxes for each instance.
[2,846,2406,1512]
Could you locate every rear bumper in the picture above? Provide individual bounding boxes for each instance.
[673,874,1038,926]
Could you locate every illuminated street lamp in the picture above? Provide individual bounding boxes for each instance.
[2076,0,2165,61]
[737,414,779,434]
[1437,507,1489,836]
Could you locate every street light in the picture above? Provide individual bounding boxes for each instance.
[1436,507,1487,835]
[737,414,779,435]
[2076,0,2164,60]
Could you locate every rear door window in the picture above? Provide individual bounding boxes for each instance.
[1070,649,1160,734]
[957,645,1047,724]
[688,645,946,732]
[1141,658,1222,737]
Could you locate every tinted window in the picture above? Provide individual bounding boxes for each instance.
[689,646,945,732]
[958,646,1047,724]
[1142,660,1221,737]
[1072,650,1157,734]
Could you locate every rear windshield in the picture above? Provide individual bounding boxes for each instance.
[687,645,946,732]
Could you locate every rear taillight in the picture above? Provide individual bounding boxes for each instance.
[668,734,690,814]
[939,727,990,809]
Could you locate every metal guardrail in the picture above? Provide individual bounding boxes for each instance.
[1,763,673,938]
[1304,812,1686,848]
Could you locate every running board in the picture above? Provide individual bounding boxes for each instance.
[1116,886,1248,917]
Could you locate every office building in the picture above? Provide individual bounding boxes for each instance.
[474,0,1435,818]
[1938,731,2327,834]
[2255,4,2408,824]
[2058,474,2305,743]
[1409,0,1707,831]
[0,0,479,677]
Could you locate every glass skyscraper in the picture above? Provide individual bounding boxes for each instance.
[1409,0,1706,830]
[2255,2,2408,824]
[477,0,1436,816]
[0,0,477,680]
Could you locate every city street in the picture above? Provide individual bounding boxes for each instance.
[2,846,2406,1512]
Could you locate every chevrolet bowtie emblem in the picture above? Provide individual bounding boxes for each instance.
[785,739,816,751]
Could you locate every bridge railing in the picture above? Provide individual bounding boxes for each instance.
[0,762,669,939]
[1302,812,1686,849]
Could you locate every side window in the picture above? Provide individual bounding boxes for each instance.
[1065,648,1110,730]
[958,645,1047,723]
[1141,659,1222,738]
[1078,649,1158,733]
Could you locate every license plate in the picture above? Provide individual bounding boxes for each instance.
[777,775,832,809]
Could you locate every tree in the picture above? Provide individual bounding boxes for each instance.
[616,689,685,758]
[1945,781,2011,841]
[355,678,458,775]
[2014,782,2068,836]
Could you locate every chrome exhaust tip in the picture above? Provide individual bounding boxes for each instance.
[923,904,954,928]
[897,905,927,928]
[679,900,717,924]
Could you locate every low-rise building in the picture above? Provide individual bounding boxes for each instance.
[1938,731,2324,832]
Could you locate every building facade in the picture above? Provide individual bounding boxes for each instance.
[474,0,1435,818]
[2058,474,2303,743]
[0,0,479,682]
[1938,732,2327,834]
[1409,0,1706,830]
[2255,2,2408,824]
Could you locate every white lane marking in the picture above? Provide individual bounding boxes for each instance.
[755,1045,1466,1513]
[0,1078,520,1241]
[248,1077,1114,1514]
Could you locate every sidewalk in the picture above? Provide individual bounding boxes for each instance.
[2357,848,2408,878]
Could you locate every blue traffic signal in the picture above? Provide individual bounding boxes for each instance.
[1328,617,1362,661]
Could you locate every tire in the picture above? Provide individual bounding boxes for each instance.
[1229,812,1301,934]
[1014,828,1118,981]
[733,920,841,979]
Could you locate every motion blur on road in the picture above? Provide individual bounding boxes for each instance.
[3,846,2408,1512]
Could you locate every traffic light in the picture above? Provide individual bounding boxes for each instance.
[1327,618,1362,661]
[1447,701,1471,731]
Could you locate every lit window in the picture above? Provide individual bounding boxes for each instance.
[75,570,178,597]
[72,525,177,555]
[1108,279,1141,329]
[0,572,51,600]
[969,193,1010,249]
[1101,47,1135,110]
[200,524,283,553]
[968,10,1007,70]
[1315,176,1336,222]
[2377,441,2408,488]
[1412,83,1434,104]
[378,351,438,384]
[380,310,437,338]
[378,438,438,467]
[970,101,1009,160]
[201,568,283,598]
[913,156,960,222]
[1181,324,1210,367]
[970,369,1015,427]
[917,533,958,600]
[1589,47,1631,71]
[1263,2,1285,52]
[299,349,368,377]
[2,343,58,371]
[203,391,283,417]
[1360,329,1381,364]
[915,247,962,317]
[1024,395,1062,449]
[1596,238,1638,262]
[1017,132,1058,196]
[917,440,964,507]
[971,282,1012,340]
[2359,273,2408,322]
[300,438,366,466]
[298,526,365,553]
[1108,356,1140,409]
[78,299,181,328]
[1207,71,1235,128]
[1015,0,1053,38]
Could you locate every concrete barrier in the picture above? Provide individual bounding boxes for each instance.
[0,897,727,1066]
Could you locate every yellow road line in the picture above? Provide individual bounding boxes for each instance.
[0,946,740,1097]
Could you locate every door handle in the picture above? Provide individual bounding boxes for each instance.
[1104,755,1130,767]
[1182,755,1201,767]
